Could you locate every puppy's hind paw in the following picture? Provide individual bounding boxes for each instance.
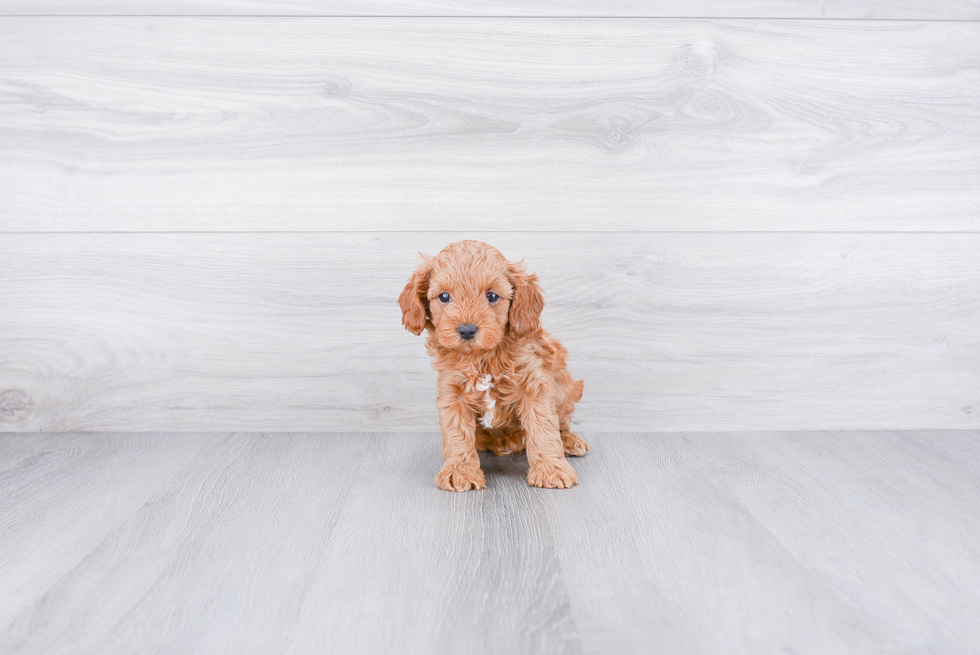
[492,441,525,457]
[527,459,578,489]
[436,462,486,492]
[561,432,590,457]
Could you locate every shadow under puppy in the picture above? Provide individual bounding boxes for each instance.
[399,240,588,491]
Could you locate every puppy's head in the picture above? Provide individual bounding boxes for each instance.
[398,240,544,352]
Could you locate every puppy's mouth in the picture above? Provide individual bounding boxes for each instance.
[442,333,491,352]
[452,338,481,352]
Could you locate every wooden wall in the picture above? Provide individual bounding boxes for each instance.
[1,3,978,432]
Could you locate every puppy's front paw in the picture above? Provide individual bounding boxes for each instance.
[527,459,578,489]
[561,432,590,457]
[436,462,486,492]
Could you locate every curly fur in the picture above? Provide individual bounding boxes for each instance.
[399,240,588,491]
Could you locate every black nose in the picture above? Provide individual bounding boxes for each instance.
[457,324,478,340]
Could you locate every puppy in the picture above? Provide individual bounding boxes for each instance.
[398,240,588,491]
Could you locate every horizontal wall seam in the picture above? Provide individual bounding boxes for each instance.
[0,15,978,22]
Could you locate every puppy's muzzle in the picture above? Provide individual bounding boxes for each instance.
[457,323,478,340]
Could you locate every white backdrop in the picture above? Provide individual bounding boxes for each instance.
[1,9,978,432]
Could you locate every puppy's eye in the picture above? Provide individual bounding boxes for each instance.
[486,292,499,303]
[438,292,451,303]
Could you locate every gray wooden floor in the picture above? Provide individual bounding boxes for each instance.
[2,431,979,654]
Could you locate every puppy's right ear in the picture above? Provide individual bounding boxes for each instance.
[398,255,433,336]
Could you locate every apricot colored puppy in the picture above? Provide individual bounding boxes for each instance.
[399,240,588,491]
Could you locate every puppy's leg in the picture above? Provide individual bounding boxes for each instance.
[558,377,589,456]
[519,379,577,489]
[474,426,492,453]
[560,429,590,457]
[435,377,485,492]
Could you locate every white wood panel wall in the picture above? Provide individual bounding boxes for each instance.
[2,19,978,232]
[1,5,978,432]
[1,1,978,19]
[2,234,978,431]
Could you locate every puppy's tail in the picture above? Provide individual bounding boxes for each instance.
[572,379,584,403]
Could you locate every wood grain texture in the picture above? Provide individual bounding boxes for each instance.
[0,433,213,630]
[1,0,977,19]
[2,431,979,654]
[540,430,980,653]
[279,433,580,655]
[0,433,368,654]
[1,18,978,232]
[1,232,978,433]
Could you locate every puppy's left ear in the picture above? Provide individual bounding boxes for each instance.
[398,255,433,336]
[506,259,544,337]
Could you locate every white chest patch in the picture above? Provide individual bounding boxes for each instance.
[475,373,496,429]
